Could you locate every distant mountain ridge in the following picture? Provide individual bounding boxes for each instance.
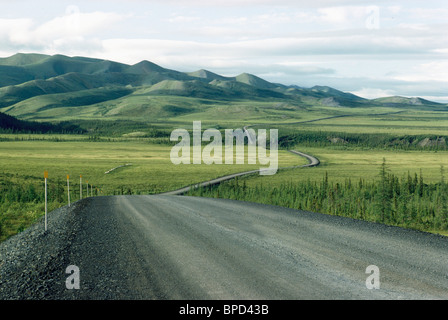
[0,53,446,122]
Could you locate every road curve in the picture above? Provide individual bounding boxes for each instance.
[160,149,319,196]
[161,124,319,195]
[1,195,447,300]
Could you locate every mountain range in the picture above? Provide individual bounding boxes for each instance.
[0,53,446,125]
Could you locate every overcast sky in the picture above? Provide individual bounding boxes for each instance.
[1,0,447,102]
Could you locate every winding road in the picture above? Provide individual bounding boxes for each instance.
[1,144,447,300]
[160,149,319,196]
[161,126,319,196]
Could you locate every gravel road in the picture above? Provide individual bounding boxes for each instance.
[1,194,447,300]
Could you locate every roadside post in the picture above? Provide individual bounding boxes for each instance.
[86,180,89,197]
[44,170,48,231]
[80,175,82,200]
[67,175,70,207]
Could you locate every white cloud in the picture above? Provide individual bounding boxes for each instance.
[391,61,448,83]
[273,61,335,75]
[386,5,402,14]
[434,48,448,54]
[397,23,430,31]
[318,6,356,24]
[0,9,126,54]
[167,15,201,23]
[316,5,378,27]
[0,18,34,44]
[140,0,385,8]
[350,87,395,99]
[34,11,125,41]
[407,7,448,22]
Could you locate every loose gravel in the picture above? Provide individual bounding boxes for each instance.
[0,199,86,299]
[0,197,131,300]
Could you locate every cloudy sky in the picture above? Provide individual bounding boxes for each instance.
[1,0,447,102]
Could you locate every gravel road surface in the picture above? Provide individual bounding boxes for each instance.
[1,194,447,300]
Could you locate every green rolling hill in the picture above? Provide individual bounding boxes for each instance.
[0,53,446,124]
[372,96,447,110]
[187,69,230,81]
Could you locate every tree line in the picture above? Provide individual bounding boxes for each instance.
[278,130,448,151]
[189,159,448,232]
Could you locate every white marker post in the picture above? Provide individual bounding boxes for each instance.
[67,175,71,207]
[86,181,89,198]
[80,175,82,200]
[44,170,48,231]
